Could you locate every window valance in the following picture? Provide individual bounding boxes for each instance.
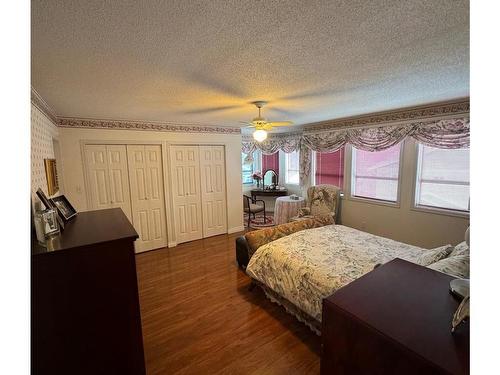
[242,117,469,154]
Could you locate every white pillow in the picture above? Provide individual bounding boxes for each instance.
[449,241,469,257]
[428,254,470,279]
[418,245,453,266]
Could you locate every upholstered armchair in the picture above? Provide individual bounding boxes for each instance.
[291,184,341,222]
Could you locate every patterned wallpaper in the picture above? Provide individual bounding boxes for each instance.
[31,104,59,203]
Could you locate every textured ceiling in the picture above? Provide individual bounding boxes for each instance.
[31,0,469,131]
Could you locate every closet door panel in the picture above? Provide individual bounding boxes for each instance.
[200,146,227,237]
[128,145,167,252]
[169,146,203,244]
[106,145,132,222]
[144,145,167,249]
[85,145,111,210]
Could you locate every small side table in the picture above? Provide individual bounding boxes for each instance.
[274,196,305,225]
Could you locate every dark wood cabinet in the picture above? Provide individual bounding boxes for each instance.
[32,208,146,375]
[321,258,469,375]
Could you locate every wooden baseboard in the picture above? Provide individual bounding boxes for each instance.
[228,226,245,234]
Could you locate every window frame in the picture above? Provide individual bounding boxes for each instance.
[410,142,470,218]
[347,142,405,208]
[241,150,261,185]
[284,150,300,185]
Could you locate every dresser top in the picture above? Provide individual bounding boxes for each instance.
[32,208,138,255]
[324,258,469,374]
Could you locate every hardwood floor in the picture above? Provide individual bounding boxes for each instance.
[135,233,320,374]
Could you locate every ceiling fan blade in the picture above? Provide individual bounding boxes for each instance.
[245,125,256,128]
[268,121,293,126]
[183,105,242,115]
[185,71,246,98]
[268,107,299,117]
[279,87,339,101]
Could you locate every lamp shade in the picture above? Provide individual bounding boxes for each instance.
[253,129,268,142]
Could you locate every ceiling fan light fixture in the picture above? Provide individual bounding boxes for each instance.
[253,129,268,142]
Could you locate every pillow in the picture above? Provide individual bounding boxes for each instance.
[417,245,453,266]
[427,254,470,279]
[449,241,469,257]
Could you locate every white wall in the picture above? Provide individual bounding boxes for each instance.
[58,127,244,245]
[341,138,469,248]
[31,104,60,202]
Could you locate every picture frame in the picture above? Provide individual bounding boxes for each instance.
[36,188,53,210]
[50,195,77,222]
[44,158,59,196]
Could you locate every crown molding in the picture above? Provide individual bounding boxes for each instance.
[31,87,58,124]
[302,98,469,133]
[31,87,241,135]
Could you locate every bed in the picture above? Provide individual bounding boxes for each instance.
[243,223,456,334]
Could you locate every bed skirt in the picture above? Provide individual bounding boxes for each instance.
[253,279,321,336]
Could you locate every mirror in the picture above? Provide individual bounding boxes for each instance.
[263,169,278,189]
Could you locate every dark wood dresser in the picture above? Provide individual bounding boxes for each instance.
[32,208,146,375]
[321,258,469,375]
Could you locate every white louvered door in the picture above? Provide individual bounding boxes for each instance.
[127,145,167,252]
[169,146,203,244]
[85,145,112,210]
[200,146,227,237]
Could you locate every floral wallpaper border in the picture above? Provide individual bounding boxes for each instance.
[57,117,241,134]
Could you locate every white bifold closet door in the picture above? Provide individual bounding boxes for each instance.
[127,145,167,253]
[199,146,227,237]
[170,145,227,244]
[169,146,204,243]
[84,145,132,222]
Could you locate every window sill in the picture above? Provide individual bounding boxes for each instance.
[346,195,400,209]
[411,205,470,219]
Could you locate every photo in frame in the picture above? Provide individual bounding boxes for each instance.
[50,195,77,222]
[36,188,65,230]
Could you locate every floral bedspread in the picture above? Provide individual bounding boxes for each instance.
[246,225,428,322]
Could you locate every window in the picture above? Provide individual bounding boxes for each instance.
[285,151,300,184]
[415,145,469,212]
[241,152,255,184]
[262,152,279,174]
[314,147,345,188]
[351,144,401,202]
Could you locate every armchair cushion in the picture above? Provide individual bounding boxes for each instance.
[308,184,341,217]
[245,203,265,213]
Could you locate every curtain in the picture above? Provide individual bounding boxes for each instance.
[315,147,345,188]
[410,119,470,149]
[299,141,312,194]
[242,134,301,155]
[262,152,279,174]
[242,117,469,190]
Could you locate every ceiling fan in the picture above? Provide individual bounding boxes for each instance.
[241,101,293,142]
